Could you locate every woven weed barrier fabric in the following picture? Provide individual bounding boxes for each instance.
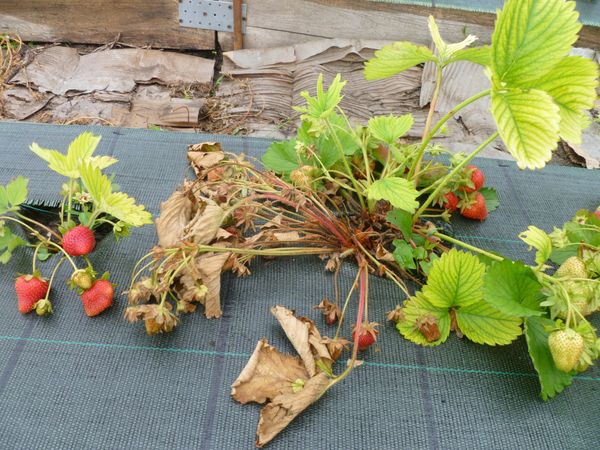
[0,122,598,449]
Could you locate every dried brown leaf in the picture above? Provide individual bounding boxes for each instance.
[187,143,225,177]
[231,339,309,405]
[182,199,225,245]
[271,306,316,377]
[256,372,330,448]
[155,189,194,248]
[272,231,301,242]
[197,251,231,318]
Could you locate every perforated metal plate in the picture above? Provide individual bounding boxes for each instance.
[178,0,247,32]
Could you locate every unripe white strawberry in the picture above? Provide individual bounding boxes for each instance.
[548,329,585,373]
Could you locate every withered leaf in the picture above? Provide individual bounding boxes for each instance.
[231,339,309,405]
[271,306,316,377]
[197,251,231,318]
[155,189,194,248]
[182,199,225,245]
[256,372,330,448]
[415,314,441,342]
[272,231,301,242]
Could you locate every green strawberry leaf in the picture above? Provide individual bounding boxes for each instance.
[447,45,491,66]
[364,42,437,80]
[530,56,599,145]
[0,176,29,214]
[491,0,580,87]
[0,227,27,264]
[368,114,414,146]
[491,88,560,170]
[549,246,578,266]
[423,249,486,309]
[483,260,545,317]
[392,239,416,270]
[366,177,419,213]
[519,226,552,268]
[479,187,499,213]
[262,140,300,173]
[294,73,346,121]
[524,316,573,401]
[396,292,451,347]
[455,300,522,346]
[325,113,360,157]
[386,209,413,239]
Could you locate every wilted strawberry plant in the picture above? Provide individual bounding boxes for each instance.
[1,132,152,316]
[123,0,599,446]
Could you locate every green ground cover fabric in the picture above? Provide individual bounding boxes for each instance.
[369,0,600,27]
[0,122,598,449]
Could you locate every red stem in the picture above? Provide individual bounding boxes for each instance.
[351,265,367,361]
[254,193,352,247]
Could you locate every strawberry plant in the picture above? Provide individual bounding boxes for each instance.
[0,132,152,316]
[100,0,600,445]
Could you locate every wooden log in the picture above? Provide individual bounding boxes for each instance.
[0,0,218,50]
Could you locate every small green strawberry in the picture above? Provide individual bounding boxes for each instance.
[548,328,585,373]
[70,269,94,291]
[555,256,587,279]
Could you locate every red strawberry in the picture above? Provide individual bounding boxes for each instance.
[460,165,485,193]
[352,322,380,351]
[593,210,600,220]
[15,275,49,314]
[80,279,114,317]
[443,192,459,212]
[460,192,488,221]
[62,225,96,256]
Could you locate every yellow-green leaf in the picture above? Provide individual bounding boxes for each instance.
[447,46,492,67]
[366,177,419,213]
[30,132,115,178]
[423,249,486,309]
[396,292,450,347]
[456,301,522,346]
[531,56,599,145]
[491,89,560,170]
[364,42,437,80]
[519,226,552,267]
[491,0,581,87]
[428,15,478,64]
[367,114,414,146]
[79,164,152,227]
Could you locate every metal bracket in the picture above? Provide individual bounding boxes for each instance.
[178,0,247,33]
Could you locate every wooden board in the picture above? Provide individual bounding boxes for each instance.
[0,0,219,50]
[219,0,600,49]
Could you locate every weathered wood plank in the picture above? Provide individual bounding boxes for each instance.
[0,0,217,50]
[240,0,599,49]
[244,0,494,47]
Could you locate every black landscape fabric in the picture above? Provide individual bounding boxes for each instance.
[0,122,598,449]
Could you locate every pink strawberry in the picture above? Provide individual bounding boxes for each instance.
[80,279,114,317]
[62,225,96,256]
[593,210,600,220]
[15,275,49,314]
[460,165,485,193]
[460,192,488,221]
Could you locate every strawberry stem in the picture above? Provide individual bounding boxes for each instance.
[334,269,361,340]
[414,131,499,223]
[45,257,66,300]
